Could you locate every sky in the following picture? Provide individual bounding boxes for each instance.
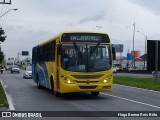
[0,0,160,60]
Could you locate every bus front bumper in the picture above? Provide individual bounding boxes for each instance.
[59,82,113,93]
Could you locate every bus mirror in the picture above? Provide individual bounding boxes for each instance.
[112,47,116,60]
[58,45,62,55]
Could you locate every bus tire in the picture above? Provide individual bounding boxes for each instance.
[37,75,42,89]
[50,77,54,92]
[91,92,99,96]
[50,77,61,97]
[54,91,61,97]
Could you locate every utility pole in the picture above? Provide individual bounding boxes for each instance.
[137,30,147,69]
[155,41,158,85]
[0,0,11,4]
[133,22,135,68]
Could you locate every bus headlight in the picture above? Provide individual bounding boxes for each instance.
[103,74,112,83]
[62,75,74,84]
[64,76,67,80]
[67,79,71,84]
[103,79,108,83]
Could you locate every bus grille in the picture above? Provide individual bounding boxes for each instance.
[79,86,97,89]
[72,74,104,79]
[76,80,99,84]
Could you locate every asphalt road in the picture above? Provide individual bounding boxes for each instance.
[0,70,160,120]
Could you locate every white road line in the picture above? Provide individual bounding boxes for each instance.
[115,84,160,93]
[0,80,15,111]
[101,93,160,109]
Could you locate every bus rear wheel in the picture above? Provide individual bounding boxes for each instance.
[91,92,99,96]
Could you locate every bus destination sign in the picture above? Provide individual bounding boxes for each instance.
[70,35,101,42]
[61,33,110,42]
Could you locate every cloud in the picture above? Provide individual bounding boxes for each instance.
[78,10,106,24]
[1,0,160,58]
[129,0,160,16]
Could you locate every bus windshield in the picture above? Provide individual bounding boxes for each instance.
[61,44,111,72]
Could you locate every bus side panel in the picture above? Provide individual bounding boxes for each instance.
[36,61,50,88]
[45,61,56,89]
[32,47,37,83]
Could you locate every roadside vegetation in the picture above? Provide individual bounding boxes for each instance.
[19,65,25,70]
[0,82,8,107]
[114,76,160,91]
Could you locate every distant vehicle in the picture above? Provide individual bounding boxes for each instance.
[23,66,32,79]
[0,66,4,73]
[152,71,160,78]
[11,65,20,73]
[128,67,134,72]
[5,62,14,70]
[113,63,123,70]
[112,67,117,74]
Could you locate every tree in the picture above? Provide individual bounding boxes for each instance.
[0,27,6,42]
[0,51,4,63]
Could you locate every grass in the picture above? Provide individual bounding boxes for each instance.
[0,82,8,108]
[18,65,26,70]
[113,76,160,91]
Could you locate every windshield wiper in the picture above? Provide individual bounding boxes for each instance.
[89,42,100,57]
[73,42,82,58]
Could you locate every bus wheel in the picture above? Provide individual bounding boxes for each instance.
[54,91,61,97]
[50,77,54,92]
[37,75,42,89]
[91,92,99,96]
[50,78,61,97]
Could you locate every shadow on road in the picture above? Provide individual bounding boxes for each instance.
[37,86,108,101]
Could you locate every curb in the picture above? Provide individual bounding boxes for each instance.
[0,80,15,111]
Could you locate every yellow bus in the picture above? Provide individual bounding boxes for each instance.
[32,32,115,96]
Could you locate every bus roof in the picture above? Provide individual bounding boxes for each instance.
[38,31,110,46]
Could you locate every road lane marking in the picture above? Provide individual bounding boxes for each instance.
[0,80,15,111]
[101,93,160,109]
[115,84,160,93]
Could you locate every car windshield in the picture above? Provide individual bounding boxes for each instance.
[26,67,32,71]
[7,63,13,65]
[12,65,19,68]
[61,44,111,72]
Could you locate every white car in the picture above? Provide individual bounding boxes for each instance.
[113,67,117,74]
[11,65,20,73]
[23,66,32,79]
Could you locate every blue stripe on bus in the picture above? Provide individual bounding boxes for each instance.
[36,61,49,88]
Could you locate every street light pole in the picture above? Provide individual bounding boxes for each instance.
[0,8,18,52]
[133,22,135,68]
[137,30,147,69]
[0,8,18,18]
